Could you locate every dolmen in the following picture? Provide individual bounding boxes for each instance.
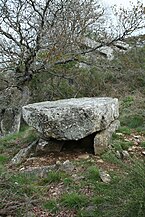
[22,97,120,155]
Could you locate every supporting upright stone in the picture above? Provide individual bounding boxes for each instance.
[36,138,64,155]
[94,120,120,155]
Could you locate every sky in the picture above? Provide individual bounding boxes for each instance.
[103,0,145,7]
[101,0,145,35]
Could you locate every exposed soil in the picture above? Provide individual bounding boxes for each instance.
[13,131,145,173]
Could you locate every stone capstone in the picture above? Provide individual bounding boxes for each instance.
[22,97,119,141]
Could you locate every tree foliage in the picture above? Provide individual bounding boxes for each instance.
[0,0,145,84]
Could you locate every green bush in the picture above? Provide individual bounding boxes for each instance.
[121,115,144,129]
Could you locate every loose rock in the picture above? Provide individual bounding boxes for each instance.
[60,160,74,172]
[96,159,104,163]
[99,170,111,183]
[78,154,90,160]
[122,150,130,159]
[116,150,122,159]
[11,140,38,165]
[21,165,56,177]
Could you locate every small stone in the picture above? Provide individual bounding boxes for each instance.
[11,140,38,165]
[134,141,139,146]
[141,151,145,155]
[24,211,34,217]
[56,160,61,166]
[85,205,96,212]
[72,174,85,181]
[116,133,123,136]
[131,146,137,150]
[14,182,19,185]
[78,154,90,160]
[52,192,57,196]
[19,167,25,171]
[96,159,104,163]
[26,157,37,163]
[124,138,130,142]
[133,135,141,139]
[87,158,95,163]
[60,160,74,172]
[122,150,130,159]
[99,170,111,183]
[72,174,77,178]
[128,147,133,152]
[116,150,122,159]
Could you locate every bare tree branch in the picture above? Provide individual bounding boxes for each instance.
[0,0,144,85]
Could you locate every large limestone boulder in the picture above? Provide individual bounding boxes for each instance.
[113,41,130,50]
[80,37,114,60]
[98,46,114,60]
[22,97,119,141]
[81,37,101,50]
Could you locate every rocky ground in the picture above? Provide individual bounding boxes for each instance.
[0,124,145,217]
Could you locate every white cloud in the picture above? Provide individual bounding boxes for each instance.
[103,0,145,7]
[100,0,145,35]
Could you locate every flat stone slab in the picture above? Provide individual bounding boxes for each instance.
[22,97,119,140]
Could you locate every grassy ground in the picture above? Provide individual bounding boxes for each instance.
[0,96,145,217]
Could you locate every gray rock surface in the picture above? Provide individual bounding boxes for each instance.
[11,140,38,165]
[98,46,114,60]
[80,37,130,61]
[0,77,30,136]
[122,150,130,159]
[113,40,130,50]
[22,97,119,141]
[81,37,101,49]
[20,160,74,176]
[59,160,75,172]
[0,108,21,135]
[20,165,57,177]
[94,120,120,154]
[99,169,111,183]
